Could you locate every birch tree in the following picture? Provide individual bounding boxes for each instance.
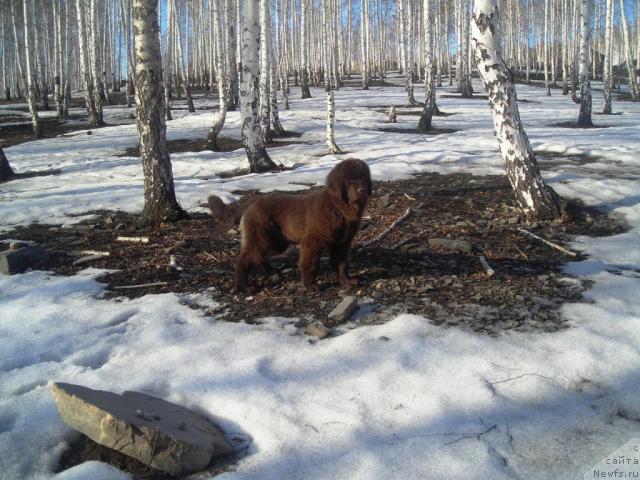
[576,0,592,127]
[471,0,561,219]
[259,0,272,144]
[76,0,102,127]
[240,0,278,172]
[619,0,639,101]
[323,0,342,154]
[602,0,613,114]
[0,147,15,182]
[22,0,40,138]
[133,0,184,223]
[418,0,435,133]
[207,0,227,150]
[300,0,312,98]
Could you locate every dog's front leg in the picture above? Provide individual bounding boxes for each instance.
[329,243,358,288]
[299,243,320,289]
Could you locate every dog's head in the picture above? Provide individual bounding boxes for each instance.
[326,159,372,216]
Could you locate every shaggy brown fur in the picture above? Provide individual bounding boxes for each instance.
[208,159,372,291]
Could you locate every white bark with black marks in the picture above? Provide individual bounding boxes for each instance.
[418,0,435,133]
[259,0,272,144]
[133,0,184,223]
[240,0,277,172]
[577,0,592,126]
[300,0,312,98]
[22,0,40,138]
[471,0,561,219]
[602,0,613,114]
[207,0,228,150]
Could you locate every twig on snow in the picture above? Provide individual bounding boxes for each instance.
[112,281,168,290]
[516,228,577,257]
[358,207,412,248]
[443,424,497,446]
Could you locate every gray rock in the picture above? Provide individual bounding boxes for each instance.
[0,246,49,274]
[327,296,358,324]
[428,238,472,253]
[52,383,233,476]
[9,241,28,250]
[305,321,329,339]
[378,194,391,209]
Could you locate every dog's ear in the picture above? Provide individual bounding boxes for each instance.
[326,167,348,203]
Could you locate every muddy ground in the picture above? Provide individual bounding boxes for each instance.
[1,171,625,337]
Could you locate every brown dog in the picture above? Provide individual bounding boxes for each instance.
[208,159,372,291]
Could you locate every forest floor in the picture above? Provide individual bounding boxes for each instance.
[1,75,640,480]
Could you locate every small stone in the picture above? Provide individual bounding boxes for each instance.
[86,130,92,135]
[227,228,239,235]
[104,216,114,225]
[0,246,49,275]
[9,241,28,250]
[305,321,329,339]
[327,296,358,324]
[51,383,233,475]
[428,238,472,253]
[378,193,391,209]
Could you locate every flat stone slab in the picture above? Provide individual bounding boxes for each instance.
[327,296,358,325]
[52,383,233,475]
[0,245,49,274]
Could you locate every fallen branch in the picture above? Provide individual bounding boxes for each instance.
[80,249,110,257]
[359,207,412,248]
[112,281,168,290]
[479,255,495,277]
[516,228,576,257]
[116,236,149,244]
[443,424,497,446]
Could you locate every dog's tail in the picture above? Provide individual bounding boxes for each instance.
[207,195,245,226]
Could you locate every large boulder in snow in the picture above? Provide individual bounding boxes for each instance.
[52,383,233,475]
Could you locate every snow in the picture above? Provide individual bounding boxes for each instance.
[1,75,640,479]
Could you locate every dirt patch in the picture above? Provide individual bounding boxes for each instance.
[370,127,459,135]
[56,433,240,479]
[374,108,457,117]
[116,134,305,157]
[1,172,626,336]
[441,94,489,100]
[0,114,89,148]
[0,168,62,184]
[549,121,611,129]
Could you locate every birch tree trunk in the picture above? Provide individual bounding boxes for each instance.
[207,0,227,150]
[23,0,41,138]
[361,0,370,89]
[323,0,341,154]
[300,0,312,98]
[418,0,435,133]
[543,0,551,95]
[405,0,418,106]
[225,0,240,110]
[89,0,105,125]
[619,0,639,101]
[133,0,184,223]
[0,147,15,182]
[577,0,592,127]
[259,0,272,144]
[76,0,101,127]
[602,0,613,114]
[471,0,561,220]
[240,0,278,172]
